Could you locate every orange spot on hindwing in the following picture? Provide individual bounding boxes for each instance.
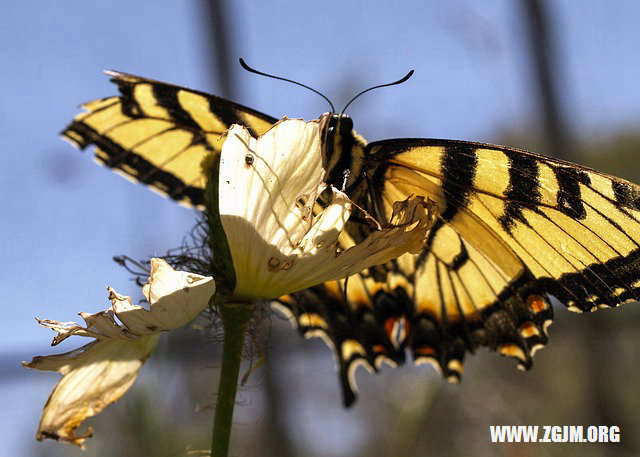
[384,315,410,348]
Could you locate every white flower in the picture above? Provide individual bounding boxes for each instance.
[219,118,432,299]
[26,117,433,447]
[23,259,215,447]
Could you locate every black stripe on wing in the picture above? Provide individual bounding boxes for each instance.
[107,71,278,135]
[499,150,542,231]
[65,120,207,206]
[440,144,478,221]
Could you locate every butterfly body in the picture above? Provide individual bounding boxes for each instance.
[63,71,640,406]
[318,114,367,194]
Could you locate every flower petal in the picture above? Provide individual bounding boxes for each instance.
[116,258,216,333]
[219,118,327,299]
[23,335,159,448]
[218,118,434,299]
[24,259,215,446]
[36,259,216,345]
[281,194,434,291]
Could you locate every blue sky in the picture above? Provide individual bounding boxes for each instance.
[2,1,640,454]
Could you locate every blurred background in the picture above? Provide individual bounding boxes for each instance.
[2,1,640,456]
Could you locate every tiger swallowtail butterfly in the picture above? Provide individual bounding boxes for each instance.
[63,70,640,406]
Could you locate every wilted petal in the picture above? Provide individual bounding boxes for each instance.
[283,195,434,287]
[115,258,217,333]
[219,119,434,299]
[23,336,158,448]
[23,259,215,446]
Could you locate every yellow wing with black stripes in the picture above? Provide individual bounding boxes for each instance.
[368,138,640,307]
[279,138,640,406]
[366,138,639,367]
[62,71,277,208]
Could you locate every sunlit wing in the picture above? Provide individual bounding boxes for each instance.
[62,71,277,208]
[277,138,640,406]
[370,139,640,367]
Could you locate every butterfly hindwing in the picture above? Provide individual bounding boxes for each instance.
[62,71,277,208]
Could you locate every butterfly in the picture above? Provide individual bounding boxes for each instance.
[63,69,640,406]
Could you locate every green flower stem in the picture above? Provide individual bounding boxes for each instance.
[211,302,254,457]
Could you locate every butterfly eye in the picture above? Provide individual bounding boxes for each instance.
[339,116,354,135]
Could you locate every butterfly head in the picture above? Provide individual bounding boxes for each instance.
[318,113,366,195]
[325,113,354,136]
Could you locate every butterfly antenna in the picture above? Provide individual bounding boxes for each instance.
[340,70,414,115]
[239,58,336,113]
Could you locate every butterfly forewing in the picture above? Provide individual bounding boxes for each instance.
[367,138,640,305]
[62,71,277,209]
